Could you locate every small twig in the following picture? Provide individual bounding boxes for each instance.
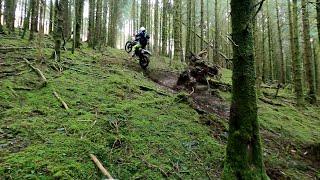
[90,154,114,179]
[53,91,69,110]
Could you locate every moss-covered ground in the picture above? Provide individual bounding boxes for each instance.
[0,35,319,179]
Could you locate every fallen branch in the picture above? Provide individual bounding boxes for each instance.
[0,47,34,52]
[24,58,47,86]
[90,154,114,179]
[53,91,69,110]
[259,97,283,106]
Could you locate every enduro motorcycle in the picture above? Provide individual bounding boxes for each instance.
[125,36,151,70]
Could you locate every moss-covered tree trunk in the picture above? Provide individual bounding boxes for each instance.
[276,0,285,84]
[266,1,273,82]
[302,0,317,104]
[173,0,182,62]
[261,9,267,83]
[101,0,108,47]
[292,0,304,106]
[223,0,268,179]
[287,0,294,83]
[49,0,54,34]
[107,0,119,48]
[74,0,84,48]
[317,0,320,43]
[140,0,147,27]
[94,0,102,49]
[53,0,63,61]
[161,0,168,56]
[214,0,219,63]
[191,0,196,53]
[316,0,320,95]
[61,0,70,39]
[4,0,16,33]
[131,0,136,35]
[29,0,39,41]
[185,0,191,57]
[88,0,95,48]
[21,0,31,38]
[200,0,204,50]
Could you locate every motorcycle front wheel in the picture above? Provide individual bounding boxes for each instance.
[125,41,133,53]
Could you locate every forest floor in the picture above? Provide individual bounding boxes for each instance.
[0,35,319,179]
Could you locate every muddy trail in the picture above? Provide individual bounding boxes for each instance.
[146,69,230,119]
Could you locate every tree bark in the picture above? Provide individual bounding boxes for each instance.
[301,0,317,104]
[161,0,168,56]
[276,0,285,84]
[75,0,84,48]
[153,0,159,54]
[88,0,96,48]
[29,0,39,41]
[223,0,268,179]
[292,0,304,106]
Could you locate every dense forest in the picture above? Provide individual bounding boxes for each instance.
[0,0,319,179]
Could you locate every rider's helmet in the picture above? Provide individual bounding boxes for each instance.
[139,27,146,33]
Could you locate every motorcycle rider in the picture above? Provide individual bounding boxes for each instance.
[132,27,150,57]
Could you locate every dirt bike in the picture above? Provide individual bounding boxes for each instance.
[134,48,152,70]
[125,36,137,53]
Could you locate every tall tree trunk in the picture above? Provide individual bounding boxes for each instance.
[200,0,204,50]
[101,0,108,46]
[0,0,3,33]
[287,0,294,83]
[262,9,267,83]
[74,0,84,48]
[192,0,196,52]
[302,0,317,104]
[161,0,168,56]
[223,0,268,179]
[131,0,136,35]
[317,0,320,43]
[153,0,159,54]
[61,0,70,39]
[173,0,182,62]
[292,0,304,106]
[94,0,102,49]
[107,0,119,48]
[29,0,39,40]
[214,0,219,63]
[276,0,285,84]
[5,0,16,33]
[53,0,63,61]
[21,0,31,38]
[266,1,273,82]
[49,0,54,34]
[140,0,147,27]
[88,0,95,48]
[185,0,191,57]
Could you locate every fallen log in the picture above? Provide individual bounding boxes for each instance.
[53,91,69,110]
[0,47,34,52]
[259,97,284,106]
[24,58,47,86]
[208,79,232,92]
[90,154,114,179]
